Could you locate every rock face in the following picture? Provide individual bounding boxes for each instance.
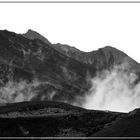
[23,29,52,45]
[0,29,93,104]
[24,29,140,72]
[1,29,140,137]
[0,29,139,105]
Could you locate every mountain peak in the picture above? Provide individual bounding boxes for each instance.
[25,29,41,36]
[23,29,51,45]
[99,45,124,53]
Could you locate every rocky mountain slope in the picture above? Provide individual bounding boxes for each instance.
[24,29,140,73]
[0,29,140,137]
[0,29,139,106]
[0,100,139,137]
[0,29,92,104]
[0,101,124,137]
[0,100,138,137]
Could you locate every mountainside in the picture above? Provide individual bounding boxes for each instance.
[0,29,139,106]
[0,100,124,137]
[23,29,52,45]
[24,29,140,73]
[0,29,140,137]
[0,29,92,104]
[0,100,139,137]
[0,100,140,137]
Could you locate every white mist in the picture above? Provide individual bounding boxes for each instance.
[82,63,140,113]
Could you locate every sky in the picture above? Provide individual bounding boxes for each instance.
[0,3,140,62]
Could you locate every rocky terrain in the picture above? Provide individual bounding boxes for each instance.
[0,29,140,105]
[0,101,124,137]
[0,100,139,137]
[0,29,140,137]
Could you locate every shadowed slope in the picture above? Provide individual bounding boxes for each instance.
[0,101,124,137]
[91,108,140,137]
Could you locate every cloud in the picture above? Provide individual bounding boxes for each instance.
[81,62,140,113]
[0,79,56,105]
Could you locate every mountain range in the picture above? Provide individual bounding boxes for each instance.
[0,29,140,137]
[0,29,140,104]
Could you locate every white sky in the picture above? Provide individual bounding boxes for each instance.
[0,3,140,62]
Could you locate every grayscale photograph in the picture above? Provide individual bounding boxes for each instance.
[0,0,139,138]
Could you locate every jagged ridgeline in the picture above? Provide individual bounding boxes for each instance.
[0,29,140,105]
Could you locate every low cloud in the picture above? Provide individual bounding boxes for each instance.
[0,79,40,104]
[0,79,56,105]
[81,62,140,113]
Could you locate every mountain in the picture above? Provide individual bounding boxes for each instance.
[23,29,52,45]
[0,29,140,137]
[0,29,94,105]
[24,29,140,73]
[0,29,139,106]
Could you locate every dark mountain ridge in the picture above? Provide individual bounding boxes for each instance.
[24,29,140,73]
[0,100,125,137]
[0,29,140,137]
[0,100,138,137]
[23,29,52,45]
[0,29,94,104]
[0,29,139,105]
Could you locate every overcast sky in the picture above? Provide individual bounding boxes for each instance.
[0,3,140,62]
